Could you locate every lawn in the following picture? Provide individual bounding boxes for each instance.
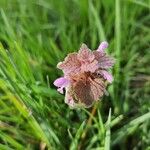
[0,0,150,149]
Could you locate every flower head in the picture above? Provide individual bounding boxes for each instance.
[54,41,115,108]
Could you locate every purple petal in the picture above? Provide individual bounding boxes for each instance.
[57,87,64,94]
[97,41,108,53]
[98,56,115,69]
[101,70,113,83]
[53,77,69,88]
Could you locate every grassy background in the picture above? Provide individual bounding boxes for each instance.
[0,0,150,149]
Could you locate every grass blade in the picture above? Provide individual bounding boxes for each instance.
[104,108,111,150]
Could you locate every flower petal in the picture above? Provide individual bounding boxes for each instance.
[98,56,115,69]
[78,43,95,63]
[57,53,81,76]
[100,70,113,83]
[89,77,106,100]
[81,60,98,73]
[97,41,108,53]
[71,74,106,107]
[57,87,64,94]
[53,77,69,87]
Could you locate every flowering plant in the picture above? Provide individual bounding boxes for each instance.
[54,42,115,108]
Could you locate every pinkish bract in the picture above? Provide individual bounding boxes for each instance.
[54,42,115,108]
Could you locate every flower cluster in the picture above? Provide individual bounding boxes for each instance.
[54,42,115,108]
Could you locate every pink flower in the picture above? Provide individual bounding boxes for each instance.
[54,42,115,108]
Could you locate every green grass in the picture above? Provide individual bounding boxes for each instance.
[0,0,150,149]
